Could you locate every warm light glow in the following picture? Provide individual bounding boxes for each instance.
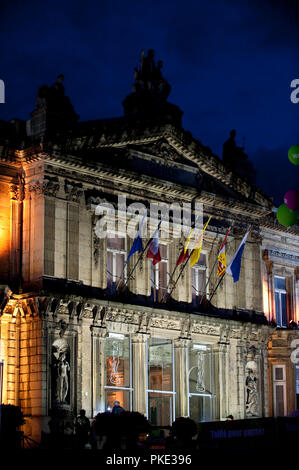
[0,227,9,256]
[262,278,270,320]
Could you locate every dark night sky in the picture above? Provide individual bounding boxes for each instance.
[0,0,298,205]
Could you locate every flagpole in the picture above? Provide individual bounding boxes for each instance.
[118,238,152,290]
[119,218,164,291]
[208,272,227,304]
[161,222,197,303]
[208,225,252,303]
[162,248,194,303]
[161,263,179,302]
[116,259,129,290]
[199,226,232,306]
[163,216,212,303]
[198,256,218,306]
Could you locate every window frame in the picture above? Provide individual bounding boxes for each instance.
[146,337,176,425]
[272,364,287,417]
[104,333,133,411]
[151,243,169,302]
[187,342,215,422]
[106,232,127,285]
[274,275,287,327]
[191,252,208,304]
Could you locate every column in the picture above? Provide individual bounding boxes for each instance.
[236,343,246,419]
[214,342,229,420]
[174,338,189,418]
[132,333,148,416]
[81,320,92,417]
[91,326,107,416]
[255,347,266,417]
[44,197,55,276]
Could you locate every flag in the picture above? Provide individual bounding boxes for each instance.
[217,228,231,277]
[176,228,194,266]
[147,227,161,265]
[226,230,250,283]
[126,211,147,262]
[190,216,212,267]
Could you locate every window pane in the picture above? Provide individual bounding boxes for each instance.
[274,277,286,290]
[148,392,173,426]
[281,293,287,327]
[105,389,130,412]
[195,253,206,267]
[275,292,281,326]
[275,384,285,417]
[189,395,213,423]
[189,344,213,394]
[115,253,125,282]
[160,245,167,259]
[107,236,125,250]
[105,336,130,388]
[159,261,167,290]
[151,264,157,289]
[192,257,207,304]
[274,367,284,381]
[192,269,197,301]
[107,252,113,285]
[149,338,173,391]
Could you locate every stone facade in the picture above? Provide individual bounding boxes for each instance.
[0,64,299,443]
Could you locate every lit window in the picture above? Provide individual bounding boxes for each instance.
[273,365,286,417]
[151,244,168,302]
[107,234,126,289]
[104,333,132,411]
[147,338,175,426]
[188,342,215,422]
[192,253,207,305]
[274,277,287,327]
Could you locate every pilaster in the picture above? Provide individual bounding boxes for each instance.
[132,333,148,416]
[174,338,189,418]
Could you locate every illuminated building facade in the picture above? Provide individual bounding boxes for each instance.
[0,53,298,442]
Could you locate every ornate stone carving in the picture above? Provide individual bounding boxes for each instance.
[106,308,139,325]
[64,179,83,202]
[43,176,60,197]
[150,318,180,330]
[56,319,68,337]
[192,323,218,335]
[27,180,43,195]
[9,184,20,200]
[180,318,191,339]
[138,312,151,334]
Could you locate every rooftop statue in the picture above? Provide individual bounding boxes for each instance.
[123,50,182,124]
[30,74,78,138]
[132,49,171,101]
[223,130,256,185]
[223,129,248,165]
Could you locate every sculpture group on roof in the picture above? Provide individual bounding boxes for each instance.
[132,49,171,101]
